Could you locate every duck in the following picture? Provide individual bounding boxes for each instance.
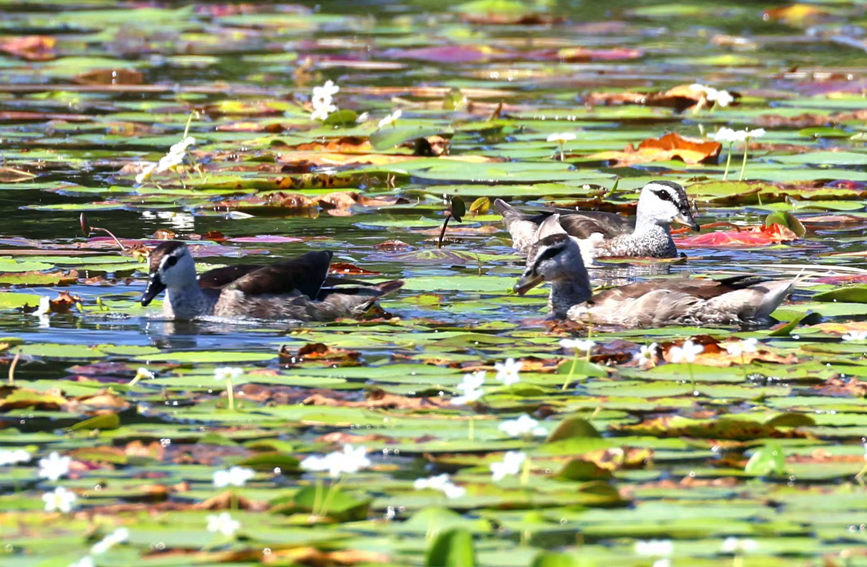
[493,181,700,264]
[513,215,794,327]
[140,241,403,321]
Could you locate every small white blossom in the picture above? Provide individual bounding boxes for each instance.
[669,340,704,363]
[42,486,77,513]
[311,80,339,121]
[135,367,155,381]
[546,132,577,144]
[490,450,527,481]
[559,338,595,353]
[725,338,759,357]
[690,83,733,108]
[413,473,466,499]
[721,537,758,553]
[38,451,71,482]
[91,527,129,554]
[300,445,371,478]
[633,343,658,368]
[214,367,243,382]
[135,162,157,184]
[355,111,370,123]
[494,358,522,386]
[841,330,867,341]
[450,371,486,405]
[712,127,747,144]
[377,109,402,129]
[212,465,255,488]
[746,128,766,138]
[69,557,94,567]
[207,512,241,537]
[635,539,674,557]
[499,414,547,438]
[155,136,195,173]
[0,448,31,466]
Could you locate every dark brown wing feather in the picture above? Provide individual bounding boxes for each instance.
[207,251,333,299]
[558,212,633,238]
[590,275,771,303]
[198,265,264,289]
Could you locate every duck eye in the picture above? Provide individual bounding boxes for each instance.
[165,255,178,267]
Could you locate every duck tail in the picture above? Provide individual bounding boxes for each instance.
[493,198,518,219]
[374,279,405,297]
[753,278,795,320]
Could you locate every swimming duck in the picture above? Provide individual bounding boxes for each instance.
[494,181,700,264]
[513,216,793,326]
[141,241,403,321]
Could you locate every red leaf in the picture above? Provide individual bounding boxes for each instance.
[674,223,799,248]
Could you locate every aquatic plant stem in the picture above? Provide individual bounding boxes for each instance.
[468,415,475,441]
[312,479,323,517]
[437,214,451,249]
[7,349,20,385]
[738,137,751,181]
[561,355,578,391]
[226,379,235,411]
[319,478,343,518]
[722,142,733,180]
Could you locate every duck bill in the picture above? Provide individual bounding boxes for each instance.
[514,274,544,295]
[675,212,700,232]
[141,273,166,306]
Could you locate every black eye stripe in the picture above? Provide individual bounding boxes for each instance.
[530,245,562,273]
[164,255,179,268]
[652,188,693,215]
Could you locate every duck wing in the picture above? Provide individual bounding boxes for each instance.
[219,251,333,299]
[584,275,793,326]
[198,265,264,289]
[558,211,633,239]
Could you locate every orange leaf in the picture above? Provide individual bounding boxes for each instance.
[0,35,56,60]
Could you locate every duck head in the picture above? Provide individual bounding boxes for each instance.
[636,181,700,231]
[514,226,592,315]
[141,242,197,306]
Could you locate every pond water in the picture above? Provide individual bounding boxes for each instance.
[1,1,866,566]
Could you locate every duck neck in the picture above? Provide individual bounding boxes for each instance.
[165,282,209,320]
[634,212,671,236]
[549,274,591,319]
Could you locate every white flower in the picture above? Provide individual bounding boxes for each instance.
[91,527,129,554]
[669,340,704,364]
[207,512,241,537]
[652,560,671,567]
[313,79,340,101]
[499,414,547,438]
[135,367,155,380]
[842,330,867,341]
[635,539,674,557]
[725,338,759,357]
[490,450,526,481]
[42,486,77,513]
[135,162,157,184]
[377,109,402,129]
[494,358,522,386]
[355,111,370,123]
[746,128,766,138]
[38,451,71,482]
[546,132,577,144]
[633,343,658,368]
[690,83,733,107]
[35,296,51,316]
[413,473,466,499]
[0,448,31,466]
[214,367,243,382]
[212,465,255,488]
[721,537,758,553]
[155,136,195,174]
[706,88,734,107]
[300,445,371,478]
[311,80,339,121]
[559,338,595,352]
[712,127,747,144]
[450,370,486,405]
[69,557,94,567]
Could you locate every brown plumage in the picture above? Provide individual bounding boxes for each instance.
[141,242,402,321]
